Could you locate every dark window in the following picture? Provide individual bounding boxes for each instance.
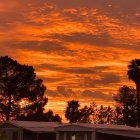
[12,132,18,140]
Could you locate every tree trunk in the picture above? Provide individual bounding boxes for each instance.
[6,94,11,121]
[136,82,140,127]
[5,70,11,121]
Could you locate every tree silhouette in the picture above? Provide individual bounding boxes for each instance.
[113,85,137,127]
[17,110,62,122]
[65,100,81,123]
[65,101,97,123]
[127,59,140,125]
[113,106,124,125]
[0,56,47,121]
[97,105,114,124]
[79,104,95,123]
[79,106,94,123]
[43,110,61,122]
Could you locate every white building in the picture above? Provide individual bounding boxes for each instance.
[0,121,140,140]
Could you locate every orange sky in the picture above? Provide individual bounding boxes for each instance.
[0,0,140,119]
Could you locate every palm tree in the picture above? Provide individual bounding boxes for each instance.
[128,59,140,126]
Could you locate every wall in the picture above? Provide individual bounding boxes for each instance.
[58,131,92,140]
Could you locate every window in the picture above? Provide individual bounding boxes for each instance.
[12,132,18,140]
[71,135,76,140]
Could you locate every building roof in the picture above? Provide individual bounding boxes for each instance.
[8,120,59,128]
[56,123,139,131]
[1,120,140,137]
[7,121,60,133]
[56,123,140,138]
[97,129,140,139]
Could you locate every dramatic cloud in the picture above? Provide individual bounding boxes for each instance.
[0,0,139,115]
[2,40,75,56]
[82,90,112,102]
[46,86,113,102]
[46,86,77,98]
[83,73,121,88]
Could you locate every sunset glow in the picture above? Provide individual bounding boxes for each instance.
[0,0,140,117]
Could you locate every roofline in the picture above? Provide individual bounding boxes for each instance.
[56,123,93,128]
[5,121,58,133]
[97,130,140,138]
[7,121,23,129]
[1,121,140,134]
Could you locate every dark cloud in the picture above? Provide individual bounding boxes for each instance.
[46,87,113,102]
[83,73,121,88]
[99,73,121,84]
[48,0,139,9]
[63,66,113,75]
[56,86,71,97]
[2,40,76,56]
[48,0,140,20]
[38,63,61,71]
[38,63,110,74]
[64,67,95,74]
[46,89,59,97]
[49,32,113,46]
[82,90,113,101]
[42,77,65,83]
[46,86,76,97]
[48,32,140,50]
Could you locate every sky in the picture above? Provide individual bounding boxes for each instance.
[0,0,140,119]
